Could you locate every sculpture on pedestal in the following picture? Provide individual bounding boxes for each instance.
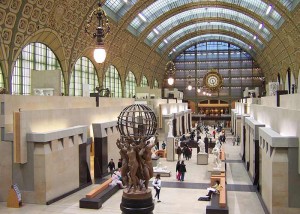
[117,104,157,214]
[212,145,221,169]
[198,139,206,154]
[167,119,173,138]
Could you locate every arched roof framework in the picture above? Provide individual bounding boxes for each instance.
[163,32,269,70]
[121,3,288,78]
[156,22,264,53]
[169,35,257,59]
[145,9,271,48]
[129,2,282,36]
[150,18,269,53]
[103,1,299,83]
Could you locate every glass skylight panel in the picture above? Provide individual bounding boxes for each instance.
[145,8,271,46]
[278,0,300,11]
[158,22,264,52]
[104,0,137,21]
[129,0,283,35]
[168,34,254,57]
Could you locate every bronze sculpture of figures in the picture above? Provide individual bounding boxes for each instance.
[116,136,156,192]
[117,104,157,193]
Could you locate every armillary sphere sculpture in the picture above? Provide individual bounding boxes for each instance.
[117,104,157,214]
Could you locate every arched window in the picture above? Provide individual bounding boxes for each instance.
[69,57,98,96]
[104,65,122,97]
[0,64,4,88]
[12,43,64,95]
[125,71,136,98]
[153,79,159,88]
[277,73,281,84]
[140,75,148,87]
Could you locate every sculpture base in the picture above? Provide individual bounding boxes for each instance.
[120,189,154,214]
[197,153,208,165]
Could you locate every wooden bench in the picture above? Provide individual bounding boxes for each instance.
[79,178,119,209]
[155,150,166,158]
[206,177,228,214]
[210,172,225,186]
[86,178,112,198]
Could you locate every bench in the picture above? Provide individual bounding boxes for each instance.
[210,172,225,186]
[155,150,166,158]
[79,178,119,209]
[206,177,228,214]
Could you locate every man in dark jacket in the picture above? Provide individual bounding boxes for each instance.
[108,159,115,177]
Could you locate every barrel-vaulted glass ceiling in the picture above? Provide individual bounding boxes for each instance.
[103,0,138,21]
[279,0,300,11]
[168,35,255,57]
[104,0,299,22]
[156,22,264,53]
[145,8,271,47]
[128,0,283,35]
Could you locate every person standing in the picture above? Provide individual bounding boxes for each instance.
[237,136,240,146]
[212,130,216,139]
[152,174,162,202]
[179,160,187,181]
[176,146,182,160]
[108,158,115,177]
[176,161,181,181]
[117,158,122,169]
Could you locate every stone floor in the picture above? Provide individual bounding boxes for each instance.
[0,129,267,214]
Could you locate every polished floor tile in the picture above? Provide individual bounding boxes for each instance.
[0,128,266,214]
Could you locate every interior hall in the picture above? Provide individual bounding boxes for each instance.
[0,1,300,214]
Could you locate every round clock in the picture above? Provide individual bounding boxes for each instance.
[203,69,223,92]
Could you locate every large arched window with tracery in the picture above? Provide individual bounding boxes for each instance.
[104,65,122,97]
[125,71,137,98]
[12,43,64,95]
[140,75,148,87]
[69,57,98,96]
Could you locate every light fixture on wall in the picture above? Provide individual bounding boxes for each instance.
[187,76,192,90]
[165,61,176,85]
[85,1,110,63]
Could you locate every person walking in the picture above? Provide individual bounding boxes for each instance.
[176,161,181,181]
[152,174,162,202]
[108,158,115,177]
[176,146,182,160]
[179,160,187,181]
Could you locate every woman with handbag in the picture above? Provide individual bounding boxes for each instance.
[152,174,162,202]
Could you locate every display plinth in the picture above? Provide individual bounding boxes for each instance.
[120,189,154,214]
[207,162,226,175]
[197,153,208,165]
[166,137,175,161]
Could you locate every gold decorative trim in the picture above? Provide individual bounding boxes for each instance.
[203,69,223,92]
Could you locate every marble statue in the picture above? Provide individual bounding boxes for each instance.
[198,139,206,154]
[167,119,173,138]
[215,140,222,149]
[212,145,221,169]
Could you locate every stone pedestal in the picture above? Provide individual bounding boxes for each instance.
[207,162,226,175]
[166,137,175,161]
[120,189,154,214]
[197,153,208,165]
[151,156,159,167]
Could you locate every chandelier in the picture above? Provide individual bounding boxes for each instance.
[165,61,176,85]
[85,1,110,63]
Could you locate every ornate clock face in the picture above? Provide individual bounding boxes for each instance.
[208,75,219,87]
[203,69,223,92]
